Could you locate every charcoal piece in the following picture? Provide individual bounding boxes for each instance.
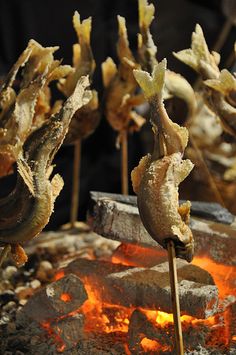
[63,258,218,319]
[111,242,167,267]
[105,261,218,319]
[127,309,173,354]
[88,195,236,265]
[64,258,131,279]
[189,201,234,225]
[22,274,88,322]
[50,314,84,351]
[127,309,213,354]
[89,191,235,224]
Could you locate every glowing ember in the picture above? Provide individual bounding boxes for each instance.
[80,277,132,333]
[41,321,65,353]
[42,254,235,353]
[54,270,65,281]
[192,256,236,298]
[140,337,160,351]
[60,293,72,302]
[111,243,166,267]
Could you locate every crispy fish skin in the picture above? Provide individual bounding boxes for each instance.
[0,76,92,247]
[0,40,72,177]
[132,153,194,261]
[58,11,100,144]
[132,60,194,262]
[174,24,236,137]
[102,15,145,140]
[138,0,196,122]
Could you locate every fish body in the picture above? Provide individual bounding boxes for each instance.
[0,77,91,247]
[132,60,194,262]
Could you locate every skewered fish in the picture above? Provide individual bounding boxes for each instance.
[174,24,236,137]
[0,76,92,265]
[0,40,72,177]
[102,15,145,145]
[138,0,196,122]
[59,11,100,144]
[131,60,194,262]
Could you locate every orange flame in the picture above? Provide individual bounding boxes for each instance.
[60,293,72,302]
[80,276,132,334]
[41,321,66,353]
[44,253,235,353]
[140,337,160,351]
[192,256,236,298]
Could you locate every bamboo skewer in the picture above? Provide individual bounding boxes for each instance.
[189,132,226,208]
[0,244,11,268]
[70,139,82,227]
[121,130,129,195]
[167,240,184,355]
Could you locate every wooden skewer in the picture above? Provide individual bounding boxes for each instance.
[167,240,184,355]
[121,129,128,195]
[0,244,11,267]
[70,139,82,227]
[189,132,226,208]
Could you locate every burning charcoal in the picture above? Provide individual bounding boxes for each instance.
[111,243,167,268]
[63,258,131,279]
[128,309,172,353]
[128,309,225,354]
[21,274,88,322]
[50,314,84,352]
[63,258,218,319]
[90,191,235,225]
[105,261,218,319]
[89,195,236,265]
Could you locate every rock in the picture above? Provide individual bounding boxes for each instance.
[30,280,41,289]
[0,290,16,305]
[15,286,34,300]
[2,301,17,312]
[36,261,54,282]
[2,266,18,280]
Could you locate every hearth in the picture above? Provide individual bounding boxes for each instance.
[0,194,235,354]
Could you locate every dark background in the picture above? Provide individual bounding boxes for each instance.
[0,0,235,228]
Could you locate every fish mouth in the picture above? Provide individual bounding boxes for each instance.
[165,238,194,263]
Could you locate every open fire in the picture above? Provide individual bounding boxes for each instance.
[38,244,236,354]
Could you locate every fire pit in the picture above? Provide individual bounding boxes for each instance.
[0,194,236,354]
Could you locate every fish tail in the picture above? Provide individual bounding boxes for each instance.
[133,59,166,99]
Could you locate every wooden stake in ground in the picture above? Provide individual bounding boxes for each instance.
[0,244,11,267]
[58,12,100,229]
[167,241,184,355]
[121,130,128,195]
[70,139,82,227]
